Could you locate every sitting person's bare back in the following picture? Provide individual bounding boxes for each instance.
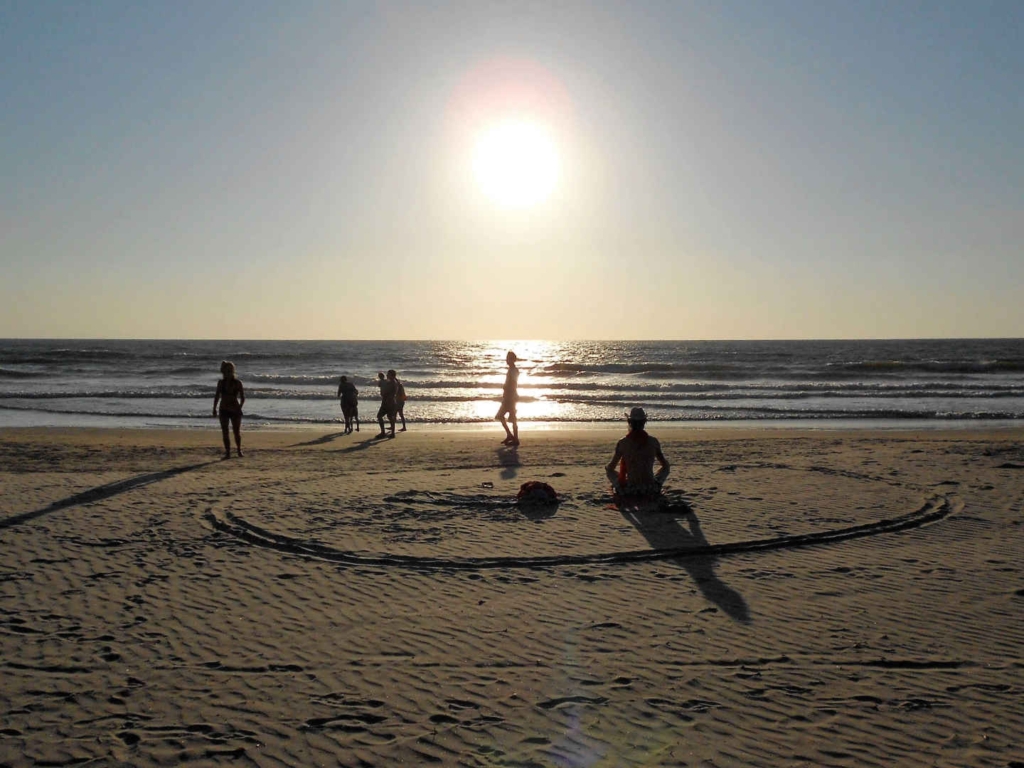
[606,407,669,497]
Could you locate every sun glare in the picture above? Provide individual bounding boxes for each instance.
[472,121,559,208]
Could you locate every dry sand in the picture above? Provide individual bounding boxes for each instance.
[1,425,1023,767]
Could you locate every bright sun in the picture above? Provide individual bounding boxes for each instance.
[472,120,559,208]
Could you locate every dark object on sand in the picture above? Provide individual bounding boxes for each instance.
[517,481,558,505]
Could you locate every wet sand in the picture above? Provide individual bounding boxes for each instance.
[2,426,1023,767]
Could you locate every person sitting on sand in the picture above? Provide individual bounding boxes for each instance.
[605,407,669,500]
[213,360,245,459]
[496,350,520,446]
[375,370,398,439]
[337,375,359,435]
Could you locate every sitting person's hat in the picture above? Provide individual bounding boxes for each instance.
[626,407,647,423]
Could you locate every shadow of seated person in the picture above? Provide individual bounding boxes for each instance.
[620,493,751,625]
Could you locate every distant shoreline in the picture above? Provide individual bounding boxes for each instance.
[2,417,1024,433]
[3,422,1023,442]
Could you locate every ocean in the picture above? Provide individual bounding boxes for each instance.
[1,339,1022,430]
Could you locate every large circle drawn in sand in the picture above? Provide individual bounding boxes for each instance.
[203,463,958,570]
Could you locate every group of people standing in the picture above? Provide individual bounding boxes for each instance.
[212,349,670,501]
[336,353,516,444]
[212,351,516,452]
[336,369,407,438]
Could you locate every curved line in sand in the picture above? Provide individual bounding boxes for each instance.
[204,494,958,571]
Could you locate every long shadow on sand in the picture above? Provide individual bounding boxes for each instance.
[332,435,396,454]
[290,431,349,447]
[619,499,751,624]
[0,462,216,531]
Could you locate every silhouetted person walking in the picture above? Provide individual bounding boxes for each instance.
[338,375,359,434]
[395,374,407,431]
[496,350,519,446]
[213,360,245,459]
[375,370,398,438]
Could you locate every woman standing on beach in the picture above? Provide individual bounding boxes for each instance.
[213,360,245,458]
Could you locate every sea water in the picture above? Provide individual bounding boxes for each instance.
[1,338,1022,429]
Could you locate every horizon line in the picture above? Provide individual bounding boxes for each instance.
[2,336,1022,344]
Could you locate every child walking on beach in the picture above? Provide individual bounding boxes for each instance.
[213,361,245,459]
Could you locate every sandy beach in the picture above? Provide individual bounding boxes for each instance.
[1,425,1022,767]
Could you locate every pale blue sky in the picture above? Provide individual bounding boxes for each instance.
[2,1,1021,339]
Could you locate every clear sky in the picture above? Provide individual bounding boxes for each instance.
[2,0,1022,340]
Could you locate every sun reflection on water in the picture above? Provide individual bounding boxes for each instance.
[466,340,579,422]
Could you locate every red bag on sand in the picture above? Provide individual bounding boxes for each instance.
[516,481,558,505]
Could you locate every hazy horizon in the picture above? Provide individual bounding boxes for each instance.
[2,335,1022,343]
[3,1,1022,340]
